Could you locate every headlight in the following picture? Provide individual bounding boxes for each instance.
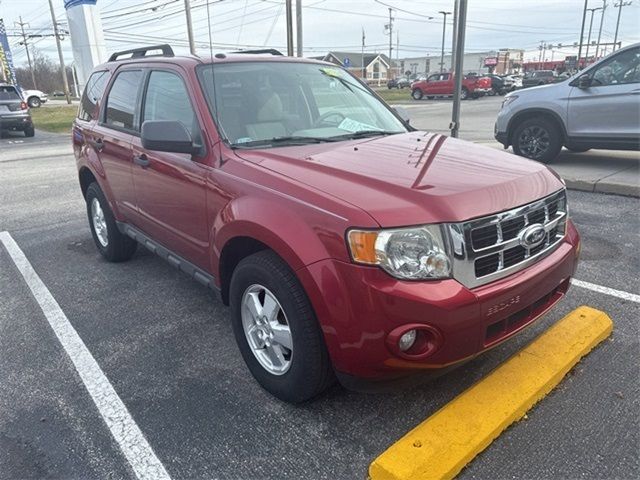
[501,95,518,109]
[347,225,451,280]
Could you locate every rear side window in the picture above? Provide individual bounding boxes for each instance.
[104,70,143,131]
[142,70,199,139]
[0,86,20,100]
[79,71,109,121]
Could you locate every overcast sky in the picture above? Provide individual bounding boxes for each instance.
[1,0,639,67]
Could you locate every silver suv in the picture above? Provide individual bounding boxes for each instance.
[495,43,640,163]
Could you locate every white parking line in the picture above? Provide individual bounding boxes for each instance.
[0,232,171,480]
[572,279,640,304]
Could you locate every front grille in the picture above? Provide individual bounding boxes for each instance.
[448,190,568,289]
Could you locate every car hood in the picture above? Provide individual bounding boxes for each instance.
[234,131,564,227]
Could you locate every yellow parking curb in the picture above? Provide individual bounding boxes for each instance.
[369,306,613,480]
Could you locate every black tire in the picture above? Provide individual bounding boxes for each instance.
[411,88,424,100]
[229,250,334,403]
[24,126,35,137]
[85,182,137,262]
[460,87,469,100]
[27,96,41,108]
[565,146,590,153]
[512,117,563,163]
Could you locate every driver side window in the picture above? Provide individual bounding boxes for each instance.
[591,47,640,86]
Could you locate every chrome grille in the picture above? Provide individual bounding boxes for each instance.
[447,190,568,289]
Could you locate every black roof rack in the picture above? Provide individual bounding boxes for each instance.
[231,49,283,56]
[108,44,175,62]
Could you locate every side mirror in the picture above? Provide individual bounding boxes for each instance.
[577,74,592,89]
[141,120,198,154]
[392,106,410,125]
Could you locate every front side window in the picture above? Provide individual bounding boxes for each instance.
[591,47,640,86]
[142,70,199,140]
[104,70,143,131]
[79,71,109,121]
[198,61,407,148]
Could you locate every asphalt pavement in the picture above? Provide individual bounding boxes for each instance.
[0,129,638,480]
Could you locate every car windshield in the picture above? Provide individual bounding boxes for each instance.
[0,86,21,101]
[197,61,407,148]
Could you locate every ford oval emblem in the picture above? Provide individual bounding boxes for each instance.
[519,224,546,249]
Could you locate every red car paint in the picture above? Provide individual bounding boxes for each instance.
[74,53,579,383]
[411,73,492,98]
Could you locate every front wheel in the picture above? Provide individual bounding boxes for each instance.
[460,88,469,100]
[512,117,563,163]
[85,183,137,262]
[411,88,424,100]
[27,96,41,108]
[230,250,334,403]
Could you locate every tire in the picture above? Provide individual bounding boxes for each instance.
[565,146,590,153]
[229,250,334,403]
[24,126,35,137]
[27,96,41,108]
[411,88,424,100]
[85,182,137,262]
[512,117,563,163]
[460,87,469,100]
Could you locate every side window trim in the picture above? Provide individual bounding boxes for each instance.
[99,68,146,136]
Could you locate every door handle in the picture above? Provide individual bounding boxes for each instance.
[89,138,104,151]
[133,153,150,168]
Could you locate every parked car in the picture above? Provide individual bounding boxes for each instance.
[411,72,492,100]
[487,75,508,95]
[75,45,580,403]
[495,43,640,163]
[502,74,523,91]
[52,90,65,97]
[22,89,48,108]
[0,84,34,137]
[387,77,411,89]
[522,70,557,88]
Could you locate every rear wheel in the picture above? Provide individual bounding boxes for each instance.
[85,183,137,262]
[230,250,334,403]
[460,87,469,100]
[512,117,563,163]
[411,88,424,100]
[24,126,35,137]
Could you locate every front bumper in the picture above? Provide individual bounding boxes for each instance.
[298,220,580,382]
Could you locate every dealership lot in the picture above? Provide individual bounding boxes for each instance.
[1,129,638,479]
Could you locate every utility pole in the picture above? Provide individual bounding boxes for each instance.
[595,0,607,59]
[184,0,196,55]
[577,0,588,67]
[439,11,451,72]
[295,0,303,57]
[396,30,399,77]
[451,0,459,70]
[450,0,467,138]
[387,7,394,77]
[15,16,37,89]
[48,0,71,104]
[585,6,603,61]
[538,40,544,65]
[285,0,294,56]
[361,28,366,79]
[613,1,631,51]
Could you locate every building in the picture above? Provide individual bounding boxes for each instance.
[311,51,396,83]
[398,50,523,77]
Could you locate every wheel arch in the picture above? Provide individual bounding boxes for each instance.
[506,108,567,146]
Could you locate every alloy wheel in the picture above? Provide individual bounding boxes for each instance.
[517,125,550,159]
[91,197,108,247]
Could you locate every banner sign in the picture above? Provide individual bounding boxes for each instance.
[0,19,20,91]
[484,56,498,67]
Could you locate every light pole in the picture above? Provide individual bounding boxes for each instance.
[439,11,451,72]
[595,0,607,59]
[577,0,588,67]
[585,6,603,61]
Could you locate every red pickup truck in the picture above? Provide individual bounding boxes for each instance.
[74,46,579,402]
[411,72,492,100]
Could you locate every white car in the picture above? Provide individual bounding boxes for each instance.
[22,89,48,108]
[495,43,640,163]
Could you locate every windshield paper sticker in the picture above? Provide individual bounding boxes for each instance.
[338,118,381,133]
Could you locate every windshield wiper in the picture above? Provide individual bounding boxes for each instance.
[231,136,340,149]
[329,130,401,140]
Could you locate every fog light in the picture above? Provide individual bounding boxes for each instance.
[398,329,417,352]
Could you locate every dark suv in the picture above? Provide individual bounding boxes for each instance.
[0,84,34,137]
[74,45,579,403]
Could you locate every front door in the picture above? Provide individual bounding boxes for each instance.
[130,68,210,267]
[567,46,640,139]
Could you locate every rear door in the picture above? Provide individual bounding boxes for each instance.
[92,69,145,221]
[567,46,640,139]
[130,67,209,267]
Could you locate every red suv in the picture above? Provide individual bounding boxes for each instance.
[74,45,580,402]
